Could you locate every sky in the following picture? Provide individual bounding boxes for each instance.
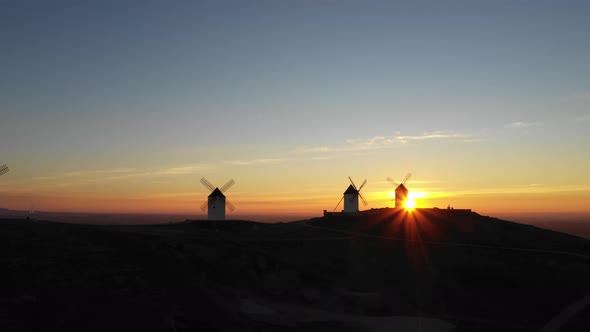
[1,0,590,220]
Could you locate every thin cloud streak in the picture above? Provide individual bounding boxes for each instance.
[33,168,136,181]
[294,146,330,153]
[295,131,475,154]
[395,131,468,142]
[144,192,203,199]
[504,121,544,129]
[347,131,472,147]
[33,164,208,184]
[158,165,208,175]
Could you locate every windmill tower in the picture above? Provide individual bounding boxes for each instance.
[200,178,235,220]
[334,176,368,212]
[387,173,412,208]
[0,164,8,177]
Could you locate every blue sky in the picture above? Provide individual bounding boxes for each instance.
[1,0,589,216]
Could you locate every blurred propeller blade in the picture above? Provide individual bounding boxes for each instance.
[402,173,412,185]
[200,200,208,211]
[333,196,344,211]
[221,179,235,193]
[0,164,9,176]
[386,177,398,186]
[226,200,236,212]
[200,177,215,191]
[359,193,368,206]
[348,176,357,190]
[357,179,367,192]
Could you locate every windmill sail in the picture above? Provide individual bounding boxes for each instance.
[0,164,9,177]
[200,178,236,220]
[334,176,368,212]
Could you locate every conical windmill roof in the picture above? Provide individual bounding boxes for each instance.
[208,188,225,198]
[344,184,358,195]
[396,183,408,192]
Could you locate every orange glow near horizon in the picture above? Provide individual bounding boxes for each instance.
[2,171,590,219]
[2,187,590,217]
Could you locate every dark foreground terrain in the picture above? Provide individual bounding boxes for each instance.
[1,209,590,331]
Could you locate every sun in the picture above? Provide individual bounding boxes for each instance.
[405,197,417,209]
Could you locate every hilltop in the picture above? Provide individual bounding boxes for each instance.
[1,210,589,331]
[314,208,590,253]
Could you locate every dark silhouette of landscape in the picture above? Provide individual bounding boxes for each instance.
[2,208,589,331]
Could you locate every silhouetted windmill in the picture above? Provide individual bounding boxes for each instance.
[200,178,235,220]
[334,176,368,212]
[387,173,412,208]
[0,164,9,177]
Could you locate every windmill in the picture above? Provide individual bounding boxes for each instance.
[200,178,235,220]
[0,164,8,177]
[387,173,412,208]
[334,176,368,212]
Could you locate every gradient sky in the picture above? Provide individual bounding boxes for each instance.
[1,0,590,219]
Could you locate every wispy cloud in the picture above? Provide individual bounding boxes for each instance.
[33,164,208,183]
[309,155,334,160]
[144,191,203,199]
[504,121,544,129]
[347,131,472,147]
[575,114,590,122]
[394,131,469,143]
[296,131,474,154]
[33,168,136,181]
[230,158,290,166]
[157,165,207,175]
[294,146,330,153]
[222,131,474,168]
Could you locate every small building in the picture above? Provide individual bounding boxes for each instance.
[395,184,408,208]
[208,188,226,220]
[343,184,360,213]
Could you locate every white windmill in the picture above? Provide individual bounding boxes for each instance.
[386,173,412,208]
[200,178,235,220]
[0,164,8,177]
[334,176,368,213]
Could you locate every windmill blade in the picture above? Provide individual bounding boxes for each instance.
[200,177,215,191]
[333,196,344,211]
[386,177,399,186]
[402,173,412,185]
[226,200,236,212]
[220,179,235,193]
[357,179,367,192]
[348,176,357,190]
[200,200,208,211]
[359,192,368,206]
[0,164,9,177]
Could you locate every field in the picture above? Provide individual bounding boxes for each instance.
[1,209,590,331]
